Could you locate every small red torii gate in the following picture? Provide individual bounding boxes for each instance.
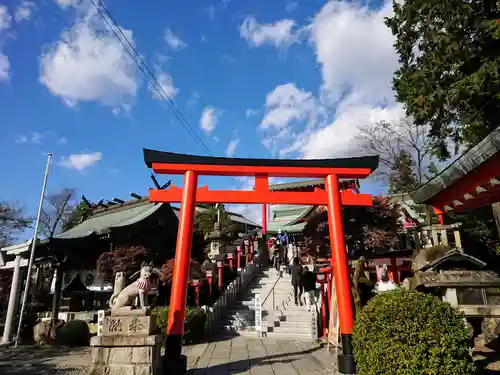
[144,149,379,375]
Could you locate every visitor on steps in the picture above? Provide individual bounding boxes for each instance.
[291,257,303,305]
[273,247,281,275]
[287,243,295,274]
[277,229,289,247]
[301,266,317,311]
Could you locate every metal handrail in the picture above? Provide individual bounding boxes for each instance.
[261,270,282,310]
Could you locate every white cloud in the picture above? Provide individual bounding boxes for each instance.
[226,204,262,226]
[302,103,404,159]
[15,1,36,22]
[57,136,68,144]
[149,70,177,100]
[221,54,236,64]
[15,132,44,144]
[30,132,42,143]
[55,0,78,8]
[39,7,138,111]
[225,138,240,157]
[164,28,186,50]
[187,91,200,108]
[310,0,397,103]
[0,6,11,30]
[58,151,102,171]
[15,135,27,144]
[0,53,8,81]
[0,6,11,82]
[286,2,298,12]
[260,83,320,130]
[204,5,216,21]
[298,0,400,158]
[256,1,404,162]
[240,16,299,48]
[246,108,258,118]
[200,106,218,135]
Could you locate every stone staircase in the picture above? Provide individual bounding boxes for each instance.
[219,267,318,341]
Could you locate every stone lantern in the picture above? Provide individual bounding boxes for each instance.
[205,221,231,261]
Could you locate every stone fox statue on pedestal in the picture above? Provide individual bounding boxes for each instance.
[109,262,154,309]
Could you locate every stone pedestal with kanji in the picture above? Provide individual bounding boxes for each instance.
[89,309,162,375]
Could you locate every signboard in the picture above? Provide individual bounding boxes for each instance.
[327,277,340,353]
[97,310,105,337]
[254,294,262,332]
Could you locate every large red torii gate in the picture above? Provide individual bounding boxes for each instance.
[143,149,380,375]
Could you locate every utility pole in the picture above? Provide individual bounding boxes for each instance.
[14,153,52,347]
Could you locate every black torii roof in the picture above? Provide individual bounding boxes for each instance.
[143,149,380,171]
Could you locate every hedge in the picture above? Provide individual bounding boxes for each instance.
[353,289,474,375]
[56,320,90,346]
[153,306,206,345]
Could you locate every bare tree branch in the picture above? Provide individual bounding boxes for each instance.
[356,119,433,186]
[40,188,77,239]
[0,201,32,247]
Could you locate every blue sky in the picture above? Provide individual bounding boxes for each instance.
[0,0,402,228]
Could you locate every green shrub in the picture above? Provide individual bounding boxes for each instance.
[353,290,474,375]
[56,320,90,346]
[153,306,205,345]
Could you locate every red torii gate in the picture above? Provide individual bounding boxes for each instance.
[143,149,379,375]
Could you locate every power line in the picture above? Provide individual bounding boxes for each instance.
[89,0,213,156]
[89,0,259,193]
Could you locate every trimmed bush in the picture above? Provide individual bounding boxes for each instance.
[153,306,206,345]
[353,290,474,375]
[57,320,90,346]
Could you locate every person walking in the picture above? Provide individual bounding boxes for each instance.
[287,243,295,274]
[290,257,303,306]
[273,246,281,275]
[301,266,317,311]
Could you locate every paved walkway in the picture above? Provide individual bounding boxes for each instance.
[184,336,336,375]
[0,337,336,374]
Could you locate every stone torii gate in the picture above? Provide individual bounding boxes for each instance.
[143,149,379,375]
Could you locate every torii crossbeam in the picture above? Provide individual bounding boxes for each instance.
[143,149,380,375]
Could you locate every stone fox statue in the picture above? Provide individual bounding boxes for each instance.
[109,262,154,309]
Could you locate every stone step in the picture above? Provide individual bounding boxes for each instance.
[267,320,314,328]
[260,331,317,340]
[264,327,314,336]
[219,324,258,334]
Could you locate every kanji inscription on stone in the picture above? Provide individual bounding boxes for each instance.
[108,318,123,333]
[129,317,145,333]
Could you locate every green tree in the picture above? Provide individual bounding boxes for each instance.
[388,150,418,194]
[62,200,93,232]
[194,205,242,236]
[385,0,500,158]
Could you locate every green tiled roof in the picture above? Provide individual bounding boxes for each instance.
[267,221,307,234]
[54,200,166,240]
[269,179,324,191]
[267,205,314,233]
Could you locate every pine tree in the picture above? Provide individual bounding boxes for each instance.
[388,150,418,194]
[385,0,500,158]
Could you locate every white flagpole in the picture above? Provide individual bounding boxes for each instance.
[14,153,52,347]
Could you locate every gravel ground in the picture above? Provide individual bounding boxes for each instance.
[0,345,90,375]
